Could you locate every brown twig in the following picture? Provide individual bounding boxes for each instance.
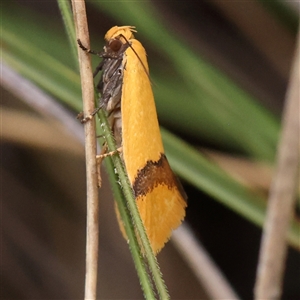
[254,27,300,299]
[71,1,99,300]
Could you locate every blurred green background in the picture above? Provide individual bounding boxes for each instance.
[1,1,299,299]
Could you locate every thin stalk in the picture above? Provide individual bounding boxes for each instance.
[98,110,170,299]
[70,1,99,300]
[254,27,300,299]
[97,112,157,299]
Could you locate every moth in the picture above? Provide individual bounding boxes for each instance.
[79,26,187,254]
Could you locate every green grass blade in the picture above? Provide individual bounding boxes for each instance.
[2,29,82,109]
[57,0,78,67]
[102,149,157,299]
[97,111,169,299]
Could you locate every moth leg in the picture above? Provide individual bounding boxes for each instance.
[96,146,123,188]
[77,39,100,56]
[95,143,108,188]
[77,106,102,124]
[96,147,123,161]
[93,61,104,78]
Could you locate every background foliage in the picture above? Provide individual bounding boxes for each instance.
[1,1,299,299]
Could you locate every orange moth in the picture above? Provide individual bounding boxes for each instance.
[87,26,187,254]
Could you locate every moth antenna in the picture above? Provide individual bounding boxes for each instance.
[119,34,150,79]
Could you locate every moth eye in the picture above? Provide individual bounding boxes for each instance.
[109,39,122,52]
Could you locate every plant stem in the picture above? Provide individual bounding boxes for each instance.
[71,1,99,299]
[254,26,300,299]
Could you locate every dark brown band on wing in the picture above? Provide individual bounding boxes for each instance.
[132,153,187,201]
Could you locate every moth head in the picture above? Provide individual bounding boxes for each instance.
[105,25,136,41]
[108,38,123,52]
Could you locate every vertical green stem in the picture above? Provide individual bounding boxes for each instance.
[98,110,170,299]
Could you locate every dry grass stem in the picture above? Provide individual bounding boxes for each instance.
[71,1,99,300]
[254,28,300,299]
